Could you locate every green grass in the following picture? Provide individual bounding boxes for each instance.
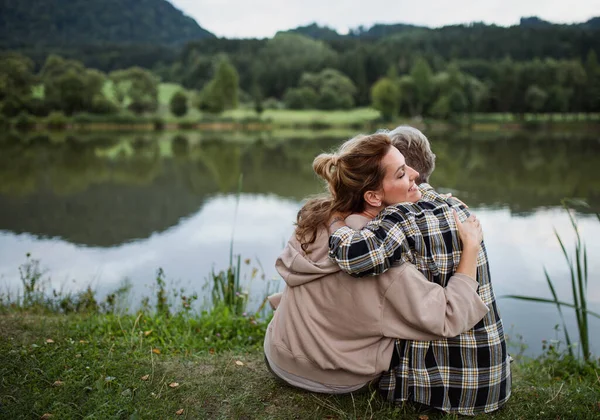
[222,108,381,125]
[1,313,599,419]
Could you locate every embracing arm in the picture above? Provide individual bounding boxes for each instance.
[328,208,482,279]
[327,208,409,277]
[381,263,489,339]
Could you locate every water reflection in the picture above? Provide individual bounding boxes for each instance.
[0,131,599,356]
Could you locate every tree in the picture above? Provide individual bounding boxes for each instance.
[448,88,468,116]
[584,50,600,112]
[284,68,357,110]
[398,76,418,116]
[258,33,337,98]
[524,85,548,114]
[41,55,108,115]
[430,95,451,120]
[546,86,571,114]
[198,81,226,114]
[371,77,400,121]
[0,53,37,117]
[284,87,318,109]
[198,56,240,113]
[169,91,188,117]
[110,67,159,115]
[463,75,488,120]
[492,57,520,113]
[410,57,434,116]
[251,83,264,115]
[212,56,239,109]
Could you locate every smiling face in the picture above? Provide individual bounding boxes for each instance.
[379,146,422,206]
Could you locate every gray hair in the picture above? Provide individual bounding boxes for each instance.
[377,126,436,184]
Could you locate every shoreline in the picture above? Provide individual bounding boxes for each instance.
[3,119,600,135]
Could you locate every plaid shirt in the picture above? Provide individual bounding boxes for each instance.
[329,184,511,415]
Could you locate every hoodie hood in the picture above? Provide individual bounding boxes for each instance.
[276,227,340,287]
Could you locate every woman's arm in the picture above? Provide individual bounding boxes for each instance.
[381,263,489,339]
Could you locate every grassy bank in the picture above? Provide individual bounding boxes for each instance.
[1,311,599,419]
[4,103,600,135]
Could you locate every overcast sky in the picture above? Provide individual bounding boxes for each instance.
[169,0,599,38]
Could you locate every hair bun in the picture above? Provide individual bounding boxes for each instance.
[313,153,338,183]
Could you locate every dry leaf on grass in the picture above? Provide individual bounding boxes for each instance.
[418,415,429,420]
[75,354,82,358]
[141,374,150,381]
[40,414,53,419]
[144,330,153,336]
[79,340,88,344]
[169,382,180,388]
[152,348,161,355]
[176,409,184,415]
[52,380,64,387]
[235,360,244,366]
[45,339,54,344]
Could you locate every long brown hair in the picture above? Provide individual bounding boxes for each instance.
[296,133,392,250]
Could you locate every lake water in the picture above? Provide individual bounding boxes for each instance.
[0,130,599,356]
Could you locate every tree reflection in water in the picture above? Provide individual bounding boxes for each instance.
[0,131,598,247]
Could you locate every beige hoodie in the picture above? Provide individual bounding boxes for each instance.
[264,215,489,388]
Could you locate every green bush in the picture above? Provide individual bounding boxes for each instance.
[0,114,10,130]
[25,97,51,117]
[169,91,189,117]
[152,116,165,131]
[284,87,318,109]
[72,112,98,124]
[91,96,120,115]
[0,97,25,118]
[13,111,36,131]
[45,111,69,130]
[263,97,283,110]
[111,111,150,125]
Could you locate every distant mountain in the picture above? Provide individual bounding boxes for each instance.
[0,0,215,47]
[519,17,553,27]
[520,15,600,29]
[286,23,343,40]
[285,22,426,40]
[582,17,600,29]
[348,23,427,38]
[286,18,599,43]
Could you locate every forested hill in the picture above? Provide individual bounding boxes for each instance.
[0,0,215,47]
[287,16,600,41]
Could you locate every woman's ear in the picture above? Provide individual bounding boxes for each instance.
[363,190,382,208]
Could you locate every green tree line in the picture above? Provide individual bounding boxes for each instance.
[0,53,241,120]
[2,27,600,121]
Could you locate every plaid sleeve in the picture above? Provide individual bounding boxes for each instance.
[328,209,412,277]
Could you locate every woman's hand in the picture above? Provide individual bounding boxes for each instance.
[453,210,483,252]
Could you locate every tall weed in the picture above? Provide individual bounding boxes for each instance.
[504,202,600,361]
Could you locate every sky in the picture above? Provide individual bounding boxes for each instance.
[169,0,600,38]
